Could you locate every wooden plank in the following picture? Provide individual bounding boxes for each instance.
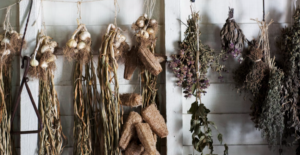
[182,114,266,146]
[19,0,41,154]
[165,0,182,154]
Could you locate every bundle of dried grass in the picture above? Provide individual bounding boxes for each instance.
[98,23,129,155]
[142,104,168,138]
[28,34,57,81]
[135,123,156,154]
[220,8,245,58]
[120,93,142,107]
[119,111,143,150]
[125,141,144,155]
[38,69,66,155]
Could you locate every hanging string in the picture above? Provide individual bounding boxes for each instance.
[0,2,18,11]
[77,1,82,24]
[3,6,13,32]
[144,0,156,19]
[114,0,120,26]
[41,0,47,36]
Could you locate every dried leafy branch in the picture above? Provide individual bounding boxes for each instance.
[169,7,228,154]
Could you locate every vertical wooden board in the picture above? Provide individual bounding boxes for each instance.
[56,86,73,116]
[165,0,182,154]
[19,0,41,154]
[183,146,194,155]
[182,114,266,146]
[61,116,74,147]
[182,84,252,114]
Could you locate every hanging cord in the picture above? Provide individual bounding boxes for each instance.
[114,0,120,26]
[144,0,156,19]
[3,6,13,32]
[77,1,82,24]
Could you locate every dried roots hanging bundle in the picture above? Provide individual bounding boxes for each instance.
[98,23,128,155]
[220,8,245,59]
[258,68,284,150]
[63,24,92,64]
[279,7,300,147]
[28,34,57,81]
[170,8,228,154]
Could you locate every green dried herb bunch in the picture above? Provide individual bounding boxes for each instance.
[170,7,228,154]
[98,24,129,155]
[220,8,246,60]
[258,67,284,150]
[169,12,226,98]
[279,7,300,146]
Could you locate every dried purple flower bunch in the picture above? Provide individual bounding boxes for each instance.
[220,8,246,60]
[169,14,226,98]
[169,7,228,155]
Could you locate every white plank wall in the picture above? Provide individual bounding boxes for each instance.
[173,0,299,155]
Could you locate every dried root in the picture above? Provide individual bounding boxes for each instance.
[124,46,140,80]
[120,93,142,107]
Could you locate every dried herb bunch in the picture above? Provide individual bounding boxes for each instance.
[28,34,58,81]
[170,7,228,154]
[279,7,300,146]
[98,23,129,155]
[258,67,284,150]
[169,12,226,98]
[220,8,246,59]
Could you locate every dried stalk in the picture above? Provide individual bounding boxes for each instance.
[98,25,124,155]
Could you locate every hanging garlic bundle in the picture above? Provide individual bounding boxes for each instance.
[0,6,26,155]
[28,34,57,80]
[98,22,129,155]
[27,33,66,155]
[63,24,91,64]
[63,22,97,154]
[220,8,246,60]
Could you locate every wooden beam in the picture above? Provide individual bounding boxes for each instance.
[19,0,41,154]
[164,0,183,154]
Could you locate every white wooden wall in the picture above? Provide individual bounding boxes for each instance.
[1,0,299,154]
[166,0,299,155]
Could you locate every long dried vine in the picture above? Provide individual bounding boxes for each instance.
[98,24,128,155]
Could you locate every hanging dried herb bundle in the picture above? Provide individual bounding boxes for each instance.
[28,34,58,81]
[279,7,300,146]
[220,8,246,59]
[258,67,284,150]
[98,23,128,155]
[169,6,228,154]
[169,12,226,98]
[27,34,66,155]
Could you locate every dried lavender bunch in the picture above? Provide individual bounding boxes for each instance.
[171,9,228,154]
[279,7,300,146]
[220,8,245,60]
[169,14,226,98]
[258,67,284,150]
